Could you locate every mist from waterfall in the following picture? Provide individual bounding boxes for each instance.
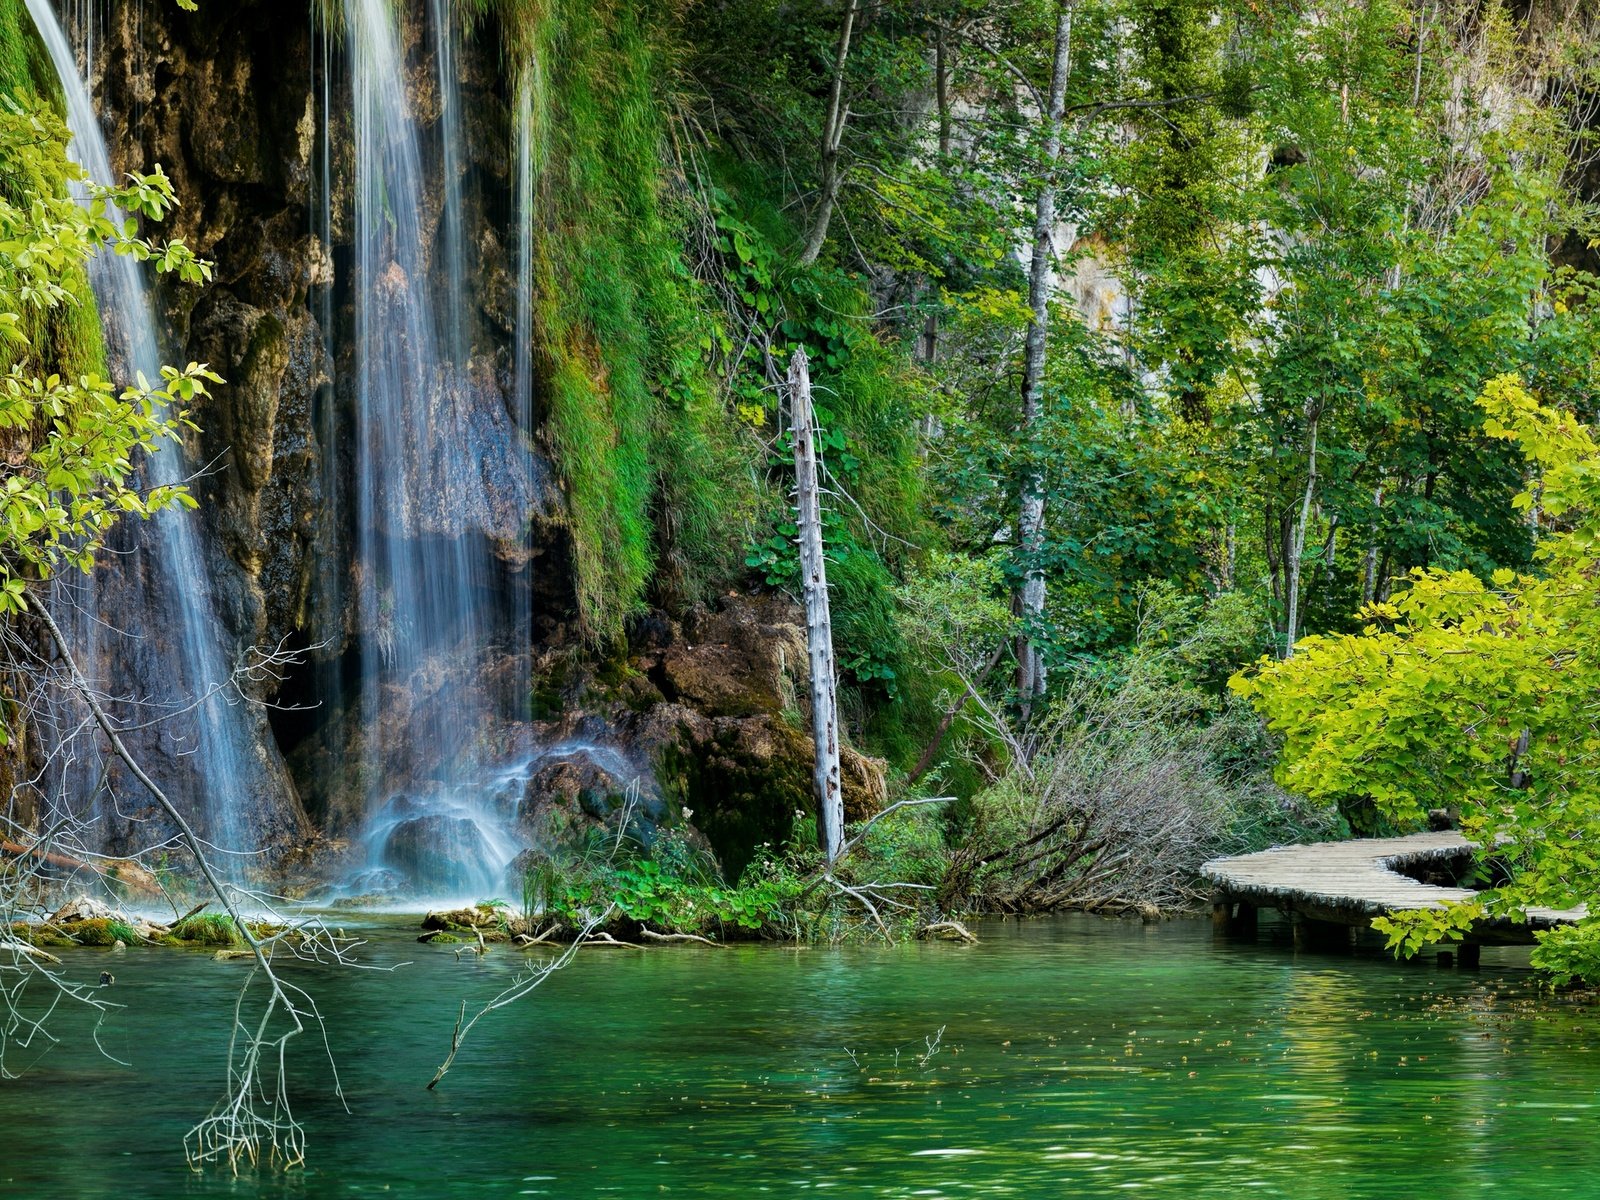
[25,0,293,868]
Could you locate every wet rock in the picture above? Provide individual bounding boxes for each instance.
[420,904,510,942]
[652,595,807,719]
[621,595,890,877]
[512,741,666,856]
[379,811,505,898]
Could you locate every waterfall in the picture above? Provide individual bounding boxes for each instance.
[342,0,530,900]
[25,0,300,869]
[429,0,468,365]
[310,0,343,738]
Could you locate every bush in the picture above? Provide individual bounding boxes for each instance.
[944,664,1337,914]
[1531,923,1600,988]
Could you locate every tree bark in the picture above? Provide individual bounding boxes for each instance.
[789,348,844,862]
[935,25,952,157]
[1283,413,1319,659]
[798,0,860,267]
[1015,1,1074,715]
[1361,484,1384,605]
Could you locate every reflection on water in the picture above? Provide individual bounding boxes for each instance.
[0,915,1596,1198]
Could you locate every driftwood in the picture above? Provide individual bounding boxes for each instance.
[919,920,978,943]
[0,839,160,895]
[639,928,721,947]
[581,932,646,949]
[0,939,61,965]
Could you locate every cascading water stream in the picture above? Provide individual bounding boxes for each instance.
[429,0,468,366]
[342,0,532,899]
[26,0,298,869]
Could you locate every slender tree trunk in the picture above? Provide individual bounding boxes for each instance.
[935,25,952,157]
[1264,509,1283,612]
[789,348,844,862]
[1361,484,1384,605]
[1283,414,1319,659]
[1016,1,1074,717]
[798,0,860,267]
[916,30,952,368]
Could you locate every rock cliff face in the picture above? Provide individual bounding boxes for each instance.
[59,0,882,883]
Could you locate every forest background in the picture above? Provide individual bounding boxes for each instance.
[6,0,1600,976]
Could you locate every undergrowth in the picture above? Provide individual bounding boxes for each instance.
[512,803,954,943]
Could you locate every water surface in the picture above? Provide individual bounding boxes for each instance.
[2,915,1595,1198]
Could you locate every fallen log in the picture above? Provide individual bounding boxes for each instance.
[919,920,978,943]
[639,928,721,947]
[0,939,62,964]
[0,840,161,896]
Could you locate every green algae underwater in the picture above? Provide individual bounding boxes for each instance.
[1,913,1596,1198]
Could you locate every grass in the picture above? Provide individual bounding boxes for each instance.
[503,0,755,638]
[167,912,246,948]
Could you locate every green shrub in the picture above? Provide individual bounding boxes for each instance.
[1531,923,1600,988]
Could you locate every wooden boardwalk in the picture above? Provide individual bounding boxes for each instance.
[1201,832,1586,957]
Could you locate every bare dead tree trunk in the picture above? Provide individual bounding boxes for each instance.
[798,0,860,267]
[1015,1,1074,716]
[1283,413,1319,659]
[789,348,844,862]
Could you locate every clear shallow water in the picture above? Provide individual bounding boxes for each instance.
[1,915,1596,1198]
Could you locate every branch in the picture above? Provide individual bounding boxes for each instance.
[427,908,611,1091]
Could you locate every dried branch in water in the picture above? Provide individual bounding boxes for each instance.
[428,909,612,1092]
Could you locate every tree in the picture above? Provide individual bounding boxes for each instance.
[1234,376,1600,983]
[1014,0,1073,715]
[788,348,844,861]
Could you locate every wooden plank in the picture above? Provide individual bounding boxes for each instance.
[1200,833,1585,943]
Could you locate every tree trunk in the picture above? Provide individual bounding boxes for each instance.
[1015,1,1075,717]
[798,0,860,267]
[788,348,844,862]
[1283,414,1319,659]
[935,25,952,157]
[1361,484,1384,605]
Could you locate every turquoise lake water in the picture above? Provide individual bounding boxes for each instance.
[1,914,1596,1198]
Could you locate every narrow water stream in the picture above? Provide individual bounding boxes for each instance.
[0,915,1595,1198]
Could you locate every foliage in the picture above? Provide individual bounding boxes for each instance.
[167,912,246,947]
[533,827,802,938]
[526,800,957,942]
[1234,377,1600,980]
[1530,923,1600,989]
[491,0,760,640]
